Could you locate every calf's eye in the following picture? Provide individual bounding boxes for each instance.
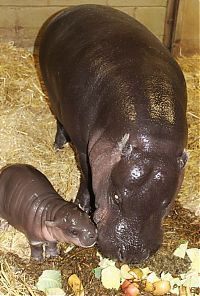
[69,229,78,236]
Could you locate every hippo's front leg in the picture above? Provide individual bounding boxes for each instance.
[45,241,58,258]
[75,180,91,213]
[54,120,70,149]
[30,241,44,261]
[75,152,91,214]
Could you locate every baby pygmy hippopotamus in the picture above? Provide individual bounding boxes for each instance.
[0,164,97,260]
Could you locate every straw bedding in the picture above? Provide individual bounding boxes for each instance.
[0,42,199,295]
[176,55,200,215]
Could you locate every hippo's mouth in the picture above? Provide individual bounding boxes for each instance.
[66,236,97,248]
[52,227,97,248]
[71,226,98,248]
[82,240,97,248]
[94,213,163,263]
[96,232,159,264]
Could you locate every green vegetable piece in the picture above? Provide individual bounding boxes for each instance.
[36,270,62,292]
[93,267,103,279]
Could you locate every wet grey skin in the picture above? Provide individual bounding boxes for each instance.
[0,164,97,261]
[38,4,188,263]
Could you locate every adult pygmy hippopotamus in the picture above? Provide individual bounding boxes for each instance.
[38,5,188,263]
[0,164,97,260]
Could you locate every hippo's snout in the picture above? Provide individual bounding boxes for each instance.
[80,227,98,247]
[117,242,161,263]
[96,215,162,263]
[117,246,150,263]
[97,235,161,264]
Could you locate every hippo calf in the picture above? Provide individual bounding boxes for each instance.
[38,5,188,263]
[0,164,97,260]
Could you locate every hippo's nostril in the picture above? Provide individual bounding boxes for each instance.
[89,230,98,240]
[117,246,151,263]
[88,233,95,239]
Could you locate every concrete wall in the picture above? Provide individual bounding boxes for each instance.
[172,0,200,56]
[0,0,167,49]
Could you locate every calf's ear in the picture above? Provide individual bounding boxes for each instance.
[45,220,59,227]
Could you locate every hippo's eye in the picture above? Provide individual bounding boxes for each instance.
[63,218,67,223]
[69,229,78,236]
[114,194,122,205]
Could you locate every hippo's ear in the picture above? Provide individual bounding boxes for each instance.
[111,133,130,164]
[45,220,59,227]
[177,149,188,170]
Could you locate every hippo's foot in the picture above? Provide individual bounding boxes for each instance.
[45,242,58,258]
[30,242,44,262]
[54,120,70,150]
[75,195,91,214]
[75,186,91,214]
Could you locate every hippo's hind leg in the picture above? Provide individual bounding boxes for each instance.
[54,120,71,149]
[45,242,58,258]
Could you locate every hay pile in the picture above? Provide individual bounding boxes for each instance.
[176,55,200,216]
[0,43,199,295]
[0,42,80,200]
[0,42,80,295]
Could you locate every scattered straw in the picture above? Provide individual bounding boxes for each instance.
[0,42,80,295]
[176,56,200,216]
[0,259,41,295]
[0,42,80,201]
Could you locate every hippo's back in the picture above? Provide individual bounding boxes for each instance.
[39,4,187,151]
